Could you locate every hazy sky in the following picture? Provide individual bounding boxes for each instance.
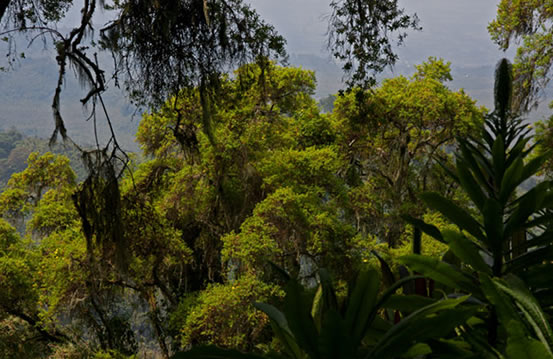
[248,0,512,66]
[0,0,530,138]
[45,0,515,71]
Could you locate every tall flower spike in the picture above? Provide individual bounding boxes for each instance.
[494,58,513,121]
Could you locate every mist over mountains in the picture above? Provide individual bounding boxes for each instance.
[1,0,551,148]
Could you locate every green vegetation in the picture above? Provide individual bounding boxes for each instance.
[2,1,553,359]
[2,57,550,358]
[0,129,87,188]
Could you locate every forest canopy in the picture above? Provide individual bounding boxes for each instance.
[3,1,553,359]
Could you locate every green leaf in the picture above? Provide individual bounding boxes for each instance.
[520,154,549,187]
[399,255,479,294]
[374,275,425,310]
[318,309,354,358]
[506,246,553,274]
[282,281,320,359]
[312,269,338,332]
[462,326,505,359]
[368,296,475,359]
[482,128,495,148]
[442,229,491,274]
[457,158,486,210]
[480,275,520,326]
[506,136,531,169]
[482,198,504,252]
[403,343,432,357]
[420,192,485,242]
[506,320,553,359]
[254,302,304,359]
[268,261,291,282]
[495,275,553,354]
[381,294,436,312]
[506,183,553,237]
[317,268,338,312]
[401,214,444,243]
[459,141,494,193]
[344,268,380,347]
[492,136,505,178]
[519,262,553,288]
[371,250,395,287]
[500,157,523,203]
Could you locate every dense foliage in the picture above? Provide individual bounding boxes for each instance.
[0,129,87,188]
[3,2,553,359]
[489,0,553,112]
[0,59,488,357]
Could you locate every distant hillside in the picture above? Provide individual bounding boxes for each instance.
[0,128,88,189]
[0,45,139,152]
[289,53,551,123]
[1,45,550,152]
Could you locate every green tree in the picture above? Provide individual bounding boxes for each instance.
[173,268,481,359]
[1,0,418,147]
[331,57,484,247]
[327,0,420,88]
[489,0,553,112]
[0,152,140,357]
[402,59,553,354]
[129,60,486,353]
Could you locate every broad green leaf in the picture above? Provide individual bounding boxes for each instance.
[499,157,523,203]
[344,269,380,347]
[371,250,395,287]
[268,261,291,282]
[482,198,504,252]
[363,315,393,346]
[403,343,432,357]
[283,281,320,359]
[506,136,531,169]
[506,320,553,359]
[420,192,485,242]
[442,229,491,274]
[374,275,425,310]
[506,246,553,274]
[318,268,338,312]
[368,296,475,359]
[495,275,553,354]
[462,326,505,359]
[254,302,292,335]
[482,128,495,148]
[437,158,460,184]
[311,285,324,332]
[254,302,304,359]
[480,275,520,326]
[457,158,486,210]
[318,309,355,358]
[519,263,553,288]
[312,269,338,332]
[399,255,479,294]
[520,154,549,188]
[492,136,505,179]
[505,186,541,237]
[459,142,494,193]
[401,215,444,243]
[381,294,436,312]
